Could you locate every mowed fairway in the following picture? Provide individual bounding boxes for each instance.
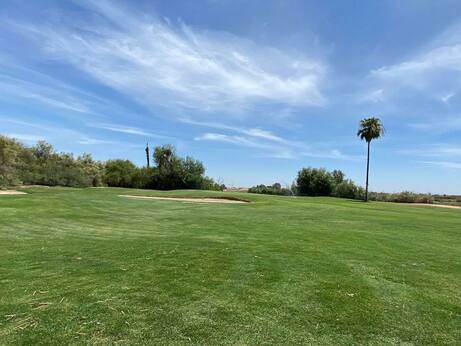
[1,188,460,345]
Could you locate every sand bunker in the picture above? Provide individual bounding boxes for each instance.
[119,195,248,204]
[0,190,27,195]
[412,203,461,210]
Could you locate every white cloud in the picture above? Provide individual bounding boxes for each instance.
[409,117,461,133]
[358,89,385,103]
[179,117,289,143]
[77,137,116,145]
[6,133,44,142]
[0,75,91,114]
[1,117,120,146]
[8,0,327,114]
[92,124,169,138]
[367,22,461,100]
[421,161,461,169]
[194,131,301,159]
[371,45,461,81]
[194,131,361,161]
[441,92,455,103]
[194,133,267,149]
[401,144,461,158]
[301,149,359,160]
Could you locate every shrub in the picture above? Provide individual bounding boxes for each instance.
[103,160,137,188]
[368,191,433,204]
[0,136,23,187]
[248,183,292,196]
[331,170,345,185]
[332,180,358,199]
[201,177,226,191]
[295,168,333,196]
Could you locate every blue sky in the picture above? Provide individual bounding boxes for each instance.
[1,0,460,193]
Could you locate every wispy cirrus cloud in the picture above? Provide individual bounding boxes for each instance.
[6,133,44,142]
[0,65,140,121]
[1,117,115,147]
[401,144,461,158]
[194,131,300,159]
[401,144,461,172]
[0,75,91,114]
[409,116,461,133]
[363,22,461,104]
[195,133,266,148]
[91,123,171,139]
[194,131,362,161]
[77,137,116,145]
[371,45,461,82]
[6,0,327,115]
[421,161,461,169]
[179,117,288,143]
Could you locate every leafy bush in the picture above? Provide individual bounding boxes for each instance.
[103,160,138,188]
[295,168,334,196]
[150,145,220,190]
[331,170,345,185]
[332,180,358,199]
[368,191,433,204]
[248,183,292,196]
[201,177,226,191]
[0,136,23,187]
[1,136,104,188]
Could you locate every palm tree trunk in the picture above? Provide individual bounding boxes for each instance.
[145,143,150,168]
[365,141,370,202]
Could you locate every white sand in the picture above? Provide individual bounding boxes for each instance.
[0,190,27,195]
[412,203,461,210]
[119,195,248,204]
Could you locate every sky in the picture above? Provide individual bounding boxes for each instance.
[0,0,460,193]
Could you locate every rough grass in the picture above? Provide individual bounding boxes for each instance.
[0,187,460,345]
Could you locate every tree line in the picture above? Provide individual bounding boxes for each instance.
[248,168,362,199]
[0,136,225,191]
[249,167,433,203]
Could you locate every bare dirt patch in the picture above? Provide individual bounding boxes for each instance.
[0,190,27,195]
[119,195,249,204]
[412,203,461,210]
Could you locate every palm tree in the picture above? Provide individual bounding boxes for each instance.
[357,117,384,202]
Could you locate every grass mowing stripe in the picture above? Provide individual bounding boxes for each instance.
[0,187,460,344]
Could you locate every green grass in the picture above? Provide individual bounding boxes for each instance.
[1,187,460,345]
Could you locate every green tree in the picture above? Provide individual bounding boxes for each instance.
[182,156,205,189]
[332,179,358,199]
[104,160,137,187]
[295,167,333,196]
[151,145,212,190]
[77,153,104,187]
[331,169,345,185]
[0,136,23,187]
[152,145,183,190]
[357,117,384,202]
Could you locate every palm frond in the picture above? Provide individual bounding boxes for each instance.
[357,117,384,142]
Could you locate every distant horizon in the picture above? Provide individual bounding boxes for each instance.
[1,1,460,194]
[3,134,458,196]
